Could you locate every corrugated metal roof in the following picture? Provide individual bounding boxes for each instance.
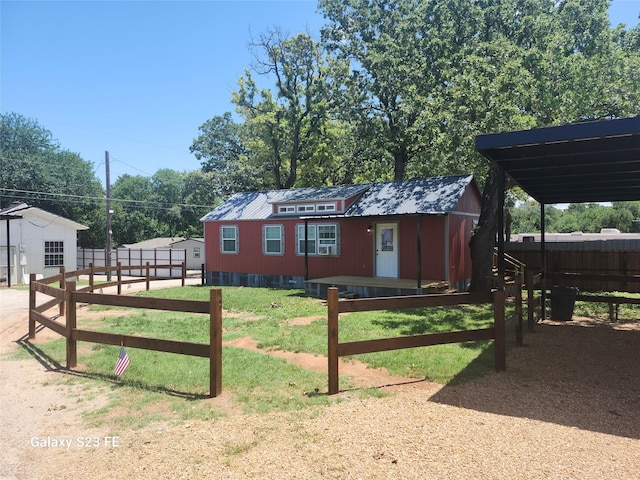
[344,175,474,217]
[200,175,474,222]
[476,116,640,204]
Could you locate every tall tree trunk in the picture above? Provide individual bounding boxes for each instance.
[469,164,501,292]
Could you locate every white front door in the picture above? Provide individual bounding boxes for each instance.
[375,223,398,278]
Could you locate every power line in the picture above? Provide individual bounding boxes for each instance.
[0,188,215,210]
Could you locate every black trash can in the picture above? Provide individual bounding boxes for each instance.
[550,286,578,321]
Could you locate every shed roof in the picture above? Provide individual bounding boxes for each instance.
[475,116,640,204]
[0,202,88,230]
[200,174,476,222]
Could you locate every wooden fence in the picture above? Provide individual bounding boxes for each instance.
[77,261,187,294]
[28,267,222,397]
[327,287,506,394]
[507,248,640,292]
[526,271,640,325]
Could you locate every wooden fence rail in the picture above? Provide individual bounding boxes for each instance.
[327,287,505,394]
[526,271,640,324]
[28,269,222,397]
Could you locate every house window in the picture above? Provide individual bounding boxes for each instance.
[278,205,296,214]
[44,241,64,267]
[193,247,201,258]
[297,205,315,213]
[297,224,316,254]
[296,224,339,255]
[264,225,284,255]
[316,203,336,212]
[220,226,238,253]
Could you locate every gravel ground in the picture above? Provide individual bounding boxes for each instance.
[1,282,638,479]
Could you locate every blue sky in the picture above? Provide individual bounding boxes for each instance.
[2,0,639,188]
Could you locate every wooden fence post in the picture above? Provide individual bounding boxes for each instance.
[328,287,340,395]
[89,263,95,292]
[210,288,223,397]
[59,266,66,317]
[182,261,186,287]
[29,273,36,339]
[493,289,506,372]
[515,275,523,346]
[146,262,150,291]
[117,261,122,295]
[65,280,77,369]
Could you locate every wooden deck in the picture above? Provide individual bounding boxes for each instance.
[305,276,449,298]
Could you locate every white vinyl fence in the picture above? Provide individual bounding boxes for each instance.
[77,248,186,278]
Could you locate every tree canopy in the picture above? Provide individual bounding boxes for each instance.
[0,112,105,247]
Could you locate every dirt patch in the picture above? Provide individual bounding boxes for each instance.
[223,335,419,389]
[286,315,324,326]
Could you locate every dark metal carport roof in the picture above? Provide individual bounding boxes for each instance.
[475,116,640,204]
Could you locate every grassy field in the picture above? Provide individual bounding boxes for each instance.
[24,285,506,426]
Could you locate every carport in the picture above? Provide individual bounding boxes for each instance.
[475,116,640,316]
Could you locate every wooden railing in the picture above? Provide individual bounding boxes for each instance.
[28,268,222,398]
[526,271,640,324]
[327,287,506,394]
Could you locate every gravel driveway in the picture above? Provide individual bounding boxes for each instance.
[1,282,639,479]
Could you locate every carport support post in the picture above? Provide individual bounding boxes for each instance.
[493,289,506,371]
[496,165,506,290]
[540,203,547,320]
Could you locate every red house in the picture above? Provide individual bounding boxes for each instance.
[200,174,481,297]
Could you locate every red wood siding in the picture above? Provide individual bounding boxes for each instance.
[203,182,481,285]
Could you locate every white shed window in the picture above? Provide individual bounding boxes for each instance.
[44,241,64,267]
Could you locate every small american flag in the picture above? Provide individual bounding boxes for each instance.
[114,346,130,376]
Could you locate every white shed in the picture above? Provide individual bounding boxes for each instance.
[0,203,88,285]
[170,238,204,270]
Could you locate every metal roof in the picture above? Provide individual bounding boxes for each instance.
[200,174,476,222]
[344,175,475,217]
[475,116,640,204]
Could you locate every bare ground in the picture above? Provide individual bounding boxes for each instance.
[1,282,639,479]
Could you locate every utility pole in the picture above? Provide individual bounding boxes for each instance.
[105,151,112,281]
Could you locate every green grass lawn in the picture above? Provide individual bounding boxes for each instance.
[24,285,507,426]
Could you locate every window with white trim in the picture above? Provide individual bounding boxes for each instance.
[297,224,316,254]
[297,204,315,213]
[296,224,339,255]
[193,247,201,258]
[316,203,337,212]
[220,225,238,253]
[263,225,284,254]
[44,241,64,267]
[278,205,296,214]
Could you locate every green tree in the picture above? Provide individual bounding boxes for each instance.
[110,174,158,245]
[0,112,105,247]
[318,0,640,290]
[232,29,334,189]
[190,113,268,194]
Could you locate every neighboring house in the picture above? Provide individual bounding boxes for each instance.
[169,238,204,270]
[200,174,481,295]
[0,202,88,285]
[119,237,203,270]
[122,237,185,249]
